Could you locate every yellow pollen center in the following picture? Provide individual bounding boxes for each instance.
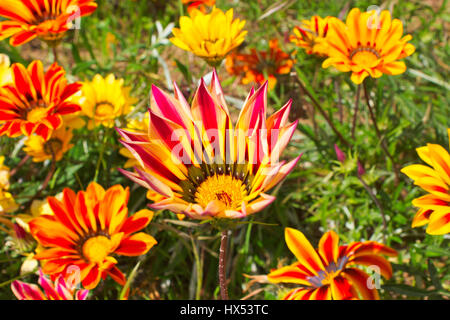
[95,103,115,117]
[350,47,380,65]
[321,270,340,286]
[82,236,112,264]
[194,175,247,210]
[27,107,49,123]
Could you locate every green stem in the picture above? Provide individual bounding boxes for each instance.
[94,128,110,183]
[362,81,400,184]
[351,84,361,139]
[190,236,203,300]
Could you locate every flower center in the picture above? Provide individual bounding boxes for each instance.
[95,102,115,118]
[81,236,113,264]
[194,174,247,210]
[349,46,380,65]
[26,107,49,123]
[43,138,63,156]
[306,257,349,288]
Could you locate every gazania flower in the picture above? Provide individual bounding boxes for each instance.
[78,74,136,129]
[0,0,97,46]
[118,70,301,220]
[0,54,12,86]
[0,155,11,190]
[290,16,331,56]
[29,182,157,289]
[119,113,150,169]
[0,60,82,140]
[170,7,247,66]
[182,0,215,14]
[24,127,74,162]
[0,189,18,213]
[322,8,415,84]
[12,269,89,300]
[226,39,294,90]
[401,129,450,235]
[268,228,397,300]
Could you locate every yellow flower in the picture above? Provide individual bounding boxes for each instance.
[322,8,415,84]
[401,129,450,235]
[16,192,62,233]
[290,16,331,56]
[0,53,12,86]
[78,74,136,129]
[170,7,247,66]
[23,127,73,162]
[0,189,18,214]
[0,156,11,190]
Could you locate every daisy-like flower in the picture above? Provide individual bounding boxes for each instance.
[226,39,294,90]
[118,70,301,220]
[29,182,157,289]
[268,228,397,300]
[0,60,82,140]
[119,113,150,169]
[322,8,415,84]
[290,16,331,56]
[0,189,18,213]
[23,127,74,162]
[0,54,13,86]
[0,0,97,46]
[401,129,450,235]
[12,269,89,300]
[0,155,11,190]
[78,74,136,129]
[182,0,215,14]
[170,7,247,66]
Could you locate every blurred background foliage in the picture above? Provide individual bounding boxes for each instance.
[0,0,449,300]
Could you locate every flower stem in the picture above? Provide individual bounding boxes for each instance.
[351,84,361,139]
[190,236,203,300]
[218,230,229,300]
[52,46,59,64]
[362,81,400,183]
[357,175,387,242]
[9,155,31,177]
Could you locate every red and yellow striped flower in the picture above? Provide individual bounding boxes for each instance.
[12,269,89,300]
[401,129,450,235]
[226,39,295,90]
[0,60,82,140]
[182,0,215,14]
[118,70,301,220]
[0,0,97,46]
[268,228,397,300]
[322,8,415,84]
[290,16,331,56]
[29,182,157,289]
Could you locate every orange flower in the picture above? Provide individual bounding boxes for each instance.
[401,129,450,235]
[29,182,157,290]
[0,60,81,140]
[268,228,397,300]
[226,39,294,90]
[322,8,415,84]
[0,0,98,46]
[290,16,331,56]
[182,0,215,14]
